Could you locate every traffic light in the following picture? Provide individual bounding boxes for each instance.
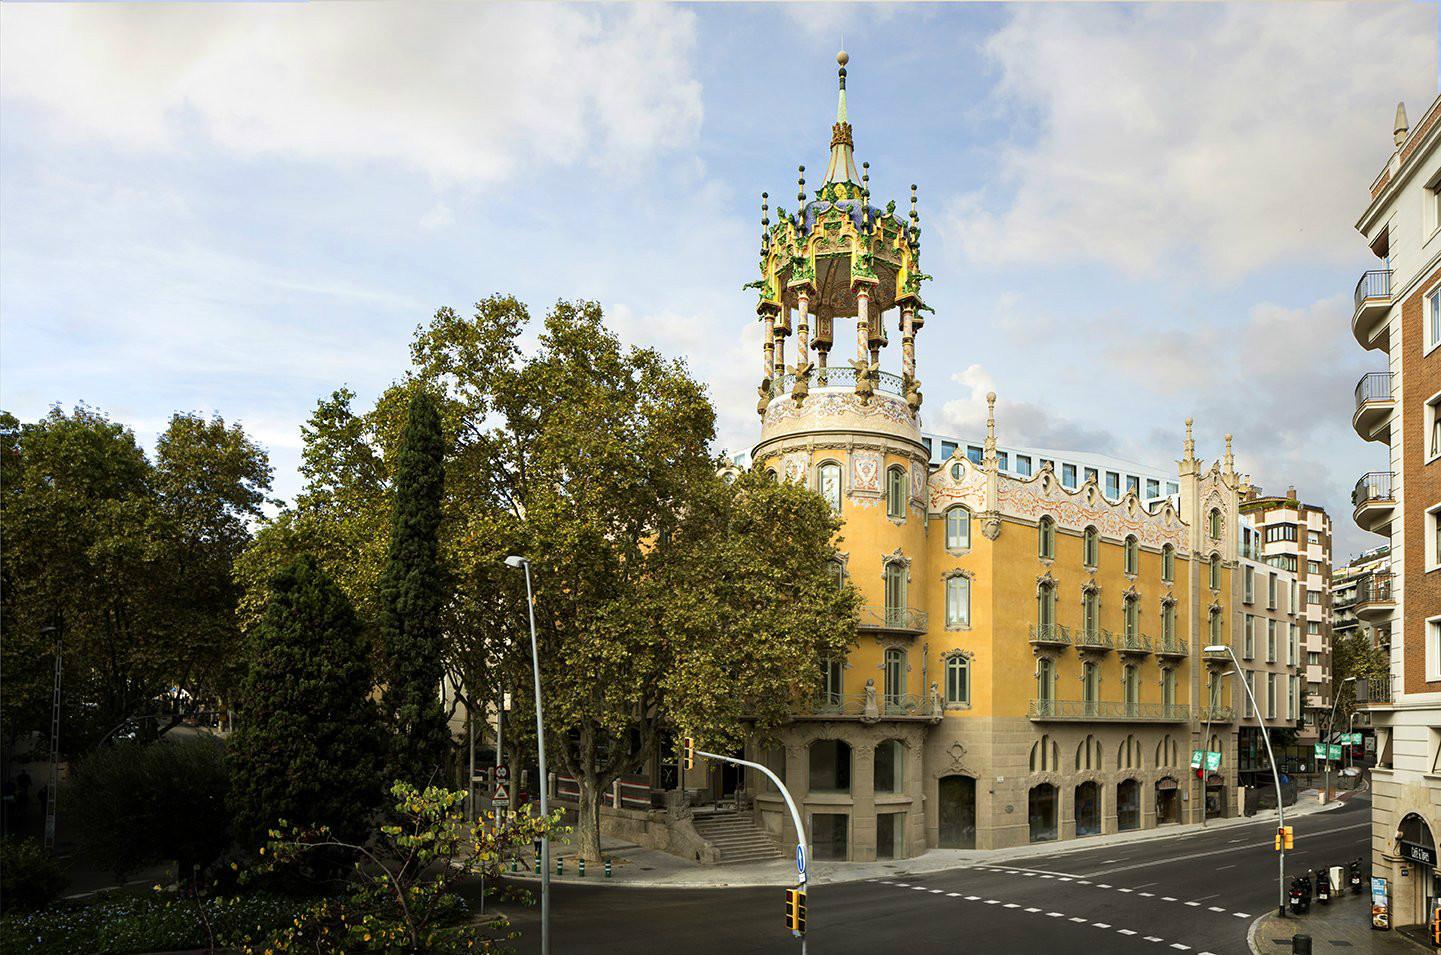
[682,736,695,770]
[1274,826,1294,851]
[785,887,807,935]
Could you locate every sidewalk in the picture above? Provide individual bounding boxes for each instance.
[506,790,1347,890]
[1248,890,1435,955]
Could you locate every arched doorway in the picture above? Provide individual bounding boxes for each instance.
[1075,781,1100,836]
[938,775,976,849]
[1398,813,1438,929]
[1117,779,1140,831]
[1204,772,1226,819]
[1155,776,1180,824]
[1029,784,1057,842]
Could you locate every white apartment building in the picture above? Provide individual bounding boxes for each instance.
[1351,94,1441,934]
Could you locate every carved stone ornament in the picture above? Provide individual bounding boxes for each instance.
[945,740,968,773]
[982,514,1002,540]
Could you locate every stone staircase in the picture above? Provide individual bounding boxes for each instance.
[691,811,786,865]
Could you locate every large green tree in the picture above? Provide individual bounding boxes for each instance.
[1,406,270,758]
[378,389,452,787]
[229,555,384,848]
[1330,626,1390,728]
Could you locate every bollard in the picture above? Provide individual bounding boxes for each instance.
[1292,934,1312,955]
[534,855,541,875]
[557,857,564,877]
[578,858,586,878]
[605,859,612,878]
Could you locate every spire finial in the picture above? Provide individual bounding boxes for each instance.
[1395,101,1409,147]
[823,52,860,186]
[797,166,806,204]
[1223,433,1235,474]
[761,192,769,227]
[986,391,997,443]
[1183,417,1196,461]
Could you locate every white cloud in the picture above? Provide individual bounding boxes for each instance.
[932,362,1118,452]
[942,4,1436,279]
[0,3,702,186]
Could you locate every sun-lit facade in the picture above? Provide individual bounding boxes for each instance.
[740,54,1247,860]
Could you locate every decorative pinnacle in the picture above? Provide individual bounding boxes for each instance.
[1395,101,1409,147]
[797,165,806,203]
[1183,417,1196,460]
[986,392,997,442]
[909,184,919,223]
[1223,434,1235,473]
[760,192,769,228]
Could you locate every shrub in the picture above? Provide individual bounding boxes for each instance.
[0,838,68,911]
[67,735,231,879]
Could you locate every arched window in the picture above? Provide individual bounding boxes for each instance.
[1209,606,1223,644]
[1076,734,1102,771]
[1038,516,1056,559]
[1036,580,1057,630]
[829,559,846,588]
[1124,594,1139,639]
[1029,784,1058,842]
[1082,661,1100,714]
[884,647,906,705]
[1030,733,1059,772]
[945,506,971,550]
[1124,535,1139,575]
[1162,600,1177,644]
[1156,734,1178,768]
[884,561,907,622]
[945,654,970,706]
[1083,526,1099,567]
[1161,544,1175,582]
[808,739,851,792]
[945,575,971,628]
[1083,588,1100,637]
[1036,658,1055,706]
[766,468,779,481]
[817,461,842,512]
[1209,553,1221,591]
[1208,508,1223,540]
[886,465,907,519]
[1161,666,1176,710]
[820,657,843,706]
[874,739,904,793]
[1118,734,1141,770]
[1123,664,1139,715]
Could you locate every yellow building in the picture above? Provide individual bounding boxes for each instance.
[741,54,1248,861]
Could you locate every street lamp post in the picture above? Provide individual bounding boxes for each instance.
[1206,644,1287,918]
[504,556,549,955]
[1323,677,1356,804]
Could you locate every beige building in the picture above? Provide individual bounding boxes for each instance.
[1239,485,1334,744]
[1351,94,1441,934]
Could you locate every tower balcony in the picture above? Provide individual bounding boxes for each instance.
[1352,372,1395,442]
[1352,471,1396,534]
[1355,572,1396,623]
[857,604,928,635]
[769,366,906,398]
[1352,269,1392,351]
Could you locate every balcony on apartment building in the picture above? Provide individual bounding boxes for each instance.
[1352,268,1392,351]
[801,690,940,721]
[1352,372,1395,442]
[1354,572,1396,623]
[1356,673,1395,708]
[1196,703,1237,723]
[1028,624,1072,648]
[1075,627,1115,654]
[857,604,929,636]
[1117,633,1153,656]
[1027,699,1190,722]
[1352,471,1397,534]
[1154,634,1189,658]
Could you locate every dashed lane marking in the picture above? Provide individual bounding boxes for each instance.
[1162,896,1177,902]
[1069,916,1087,923]
[1232,912,1249,918]
[1093,922,1111,928]
[1024,907,1042,913]
[1118,929,1137,935]
[1184,901,1201,907]
[1144,937,1163,943]
[1169,945,1191,951]
[1207,906,1225,912]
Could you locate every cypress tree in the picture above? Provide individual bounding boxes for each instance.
[230,555,384,848]
[379,388,451,787]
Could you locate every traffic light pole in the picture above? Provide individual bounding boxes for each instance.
[695,747,809,954]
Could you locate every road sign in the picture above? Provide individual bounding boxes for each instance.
[496,764,510,782]
[1190,749,1204,769]
[1349,733,1364,745]
[1314,742,1327,759]
[1205,751,1222,772]
[492,782,511,807]
[1329,744,1343,761]
[795,844,807,879]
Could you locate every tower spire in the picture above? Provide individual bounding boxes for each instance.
[823,50,860,186]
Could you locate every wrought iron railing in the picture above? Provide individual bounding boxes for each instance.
[803,691,934,718]
[1076,627,1114,650]
[1028,624,1071,646]
[1354,371,1393,410]
[1117,632,1152,654]
[857,605,929,633]
[1357,572,1395,606]
[769,367,907,397]
[1356,674,1394,705]
[1354,269,1392,311]
[1028,699,1190,721]
[1353,471,1395,507]
[1155,635,1188,656]
[1196,705,1236,722]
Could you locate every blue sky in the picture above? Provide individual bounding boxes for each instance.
[2,3,1436,560]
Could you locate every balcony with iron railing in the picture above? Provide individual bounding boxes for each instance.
[1075,627,1114,653]
[1029,699,1190,722]
[802,690,939,721]
[1355,572,1396,622]
[1028,623,1072,648]
[1196,704,1236,723]
[1352,372,1395,441]
[857,604,929,635]
[1116,632,1152,656]
[1356,673,1395,707]
[769,366,907,399]
[1352,471,1396,534]
[1155,634,1188,658]
[1352,269,1392,351]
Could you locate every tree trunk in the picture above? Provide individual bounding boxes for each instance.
[574,772,605,863]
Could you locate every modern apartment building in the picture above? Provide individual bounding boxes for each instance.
[1234,514,1303,793]
[1238,484,1334,742]
[739,54,1246,860]
[1351,95,1441,933]
[1335,545,1393,734]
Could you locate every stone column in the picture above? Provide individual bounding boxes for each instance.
[855,289,870,366]
[852,741,877,862]
[901,306,916,379]
[774,306,789,375]
[795,291,810,368]
[783,742,807,845]
[761,313,775,378]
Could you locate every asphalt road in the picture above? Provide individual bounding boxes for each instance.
[493,794,1371,955]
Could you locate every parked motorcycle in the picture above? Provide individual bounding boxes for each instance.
[1289,875,1312,915]
[1315,871,1331,905]
[1349,858,1364,895]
